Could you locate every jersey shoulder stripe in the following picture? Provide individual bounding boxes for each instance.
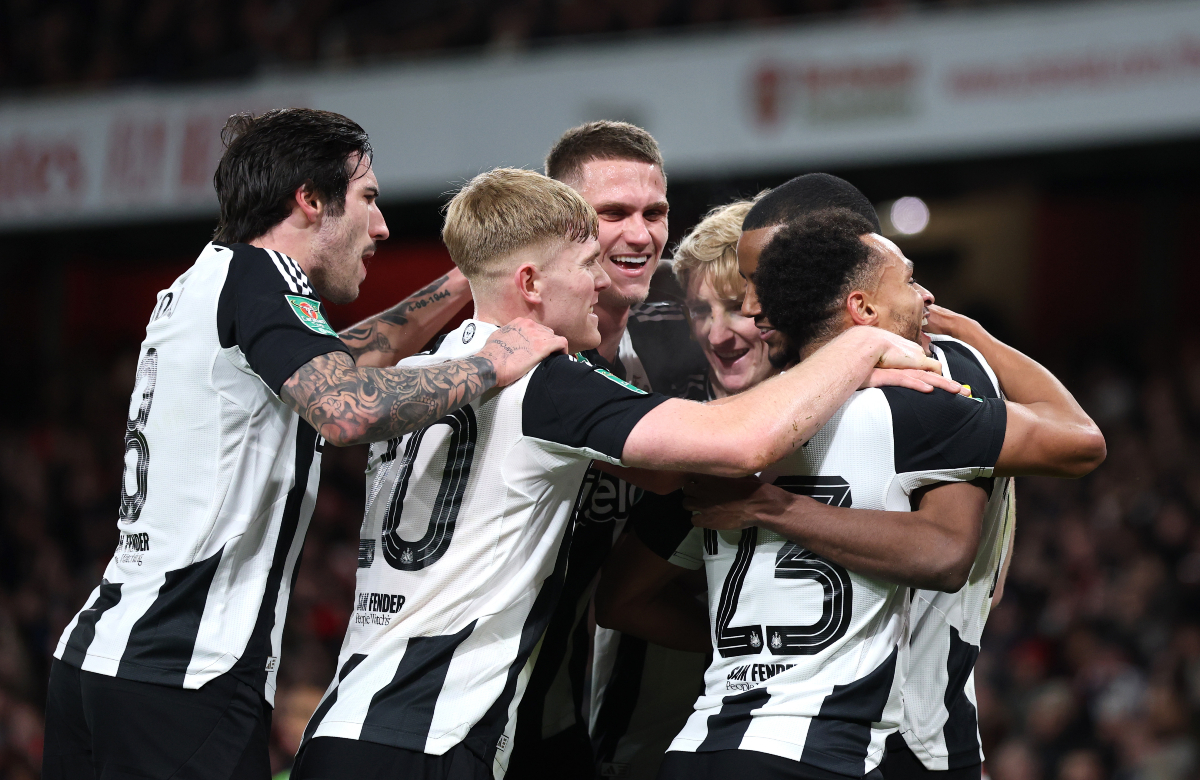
[266,248,314,296]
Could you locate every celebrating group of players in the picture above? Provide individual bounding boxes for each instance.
[39,108,1107,780]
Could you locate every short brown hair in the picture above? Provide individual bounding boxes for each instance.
[545,121,666,186]
[673,196,763,300]
[442,168,598,283]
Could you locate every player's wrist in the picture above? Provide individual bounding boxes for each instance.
[466,354,499,389]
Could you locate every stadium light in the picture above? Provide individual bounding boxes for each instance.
[889,197,930,235]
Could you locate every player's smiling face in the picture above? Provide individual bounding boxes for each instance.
[572,159,668,310]
[861,234,935,354]
[737,225,792,369]
[685,270,778,397]
[536,236,609,353]
[309,155,389,305]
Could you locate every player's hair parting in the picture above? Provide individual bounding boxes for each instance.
[673,196,763,301]
[442,168,598,284]
[212,108,373,244]
[742,173,880,233]
[545,121,666,186]
[754,208,885,352]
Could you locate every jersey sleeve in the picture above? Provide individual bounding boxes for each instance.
[521,353,670,463]
[630,490,703,570]
[880,386,1007,476]
[216,244,351,394]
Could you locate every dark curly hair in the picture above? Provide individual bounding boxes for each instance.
[755,208,883,352]
[212,108,373,244]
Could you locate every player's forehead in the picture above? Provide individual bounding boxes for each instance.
[737,225,780,275]
[863,233,910,273]
[348,154,379,190]
[575,158,667,210]
[550,235,601,266]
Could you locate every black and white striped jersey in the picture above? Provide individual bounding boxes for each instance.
[53,242,349,703]
[509,299,708,778]
[588,374,711,780]
[301,320,668,778]
[898,336,1015,771]
[658,336,1007,776]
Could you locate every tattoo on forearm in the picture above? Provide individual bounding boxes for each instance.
[281,350,495,445]
[339,274,457,361]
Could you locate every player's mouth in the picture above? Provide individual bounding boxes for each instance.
[713,347,751,369]
[608,255,651,276]
[755,321,776,341]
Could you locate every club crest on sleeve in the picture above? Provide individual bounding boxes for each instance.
[285,295,337,337]
[463,323,476,344]
[595,367,648,395]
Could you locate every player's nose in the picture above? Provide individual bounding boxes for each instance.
[371,210,390,242]
[741,282,762,318]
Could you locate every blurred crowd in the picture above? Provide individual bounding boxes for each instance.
[1,0,1091,93]
[1,330,1199,780]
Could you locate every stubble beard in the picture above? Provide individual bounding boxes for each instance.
[308,213,363,305]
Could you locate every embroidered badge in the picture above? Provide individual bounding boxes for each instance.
[463,322,476,344]
[285,295,337,337]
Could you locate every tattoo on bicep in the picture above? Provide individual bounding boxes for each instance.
[281,351,495,444]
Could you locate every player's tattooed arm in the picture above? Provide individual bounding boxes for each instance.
[282,318,566,445]
[339,269,472,367]
[281,350,494,446]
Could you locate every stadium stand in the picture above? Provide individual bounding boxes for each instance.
[1,0,1103,92]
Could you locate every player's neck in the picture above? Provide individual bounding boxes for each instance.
[594,300,631,363]
[249,231,313,273]
[799,332,839,363]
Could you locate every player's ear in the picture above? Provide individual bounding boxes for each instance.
[292,182,324,226]
[514,263,542,306]
[846,290,877,327]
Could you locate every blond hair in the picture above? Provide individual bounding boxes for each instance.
[673,196,762,300]
[442,168,598,283]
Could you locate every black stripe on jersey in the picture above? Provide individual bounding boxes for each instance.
[60,580,122,668]
[592,634,649,765]
[716,528,763,658]
[512,468,621,769]
[943,627,982,770]
[799,646,899,777]
[117,548,226,686]
[880,388,1006,476]
[230,421,319,694]
[936,342,998,400]
[359,622,477,749]
[302,653,368,746]
[462,498,576,766]
[696,685,771,751]
[631,489,693,561]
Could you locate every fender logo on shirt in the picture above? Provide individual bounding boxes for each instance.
[726,662,796,691]
[285,295,337,337]
[354,591,406,625]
